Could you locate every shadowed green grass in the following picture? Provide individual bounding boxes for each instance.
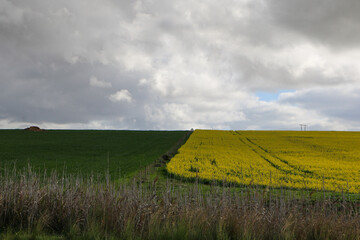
[0,130,187,178]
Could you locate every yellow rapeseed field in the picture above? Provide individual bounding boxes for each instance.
[167,130,360,193]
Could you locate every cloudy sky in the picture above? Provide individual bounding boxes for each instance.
[1,0,360,130]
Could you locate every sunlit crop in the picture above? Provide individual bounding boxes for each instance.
[167,130,360,193]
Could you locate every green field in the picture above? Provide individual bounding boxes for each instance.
[0,130,187,177]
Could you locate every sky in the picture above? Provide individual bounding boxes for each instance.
[1,0,360,130]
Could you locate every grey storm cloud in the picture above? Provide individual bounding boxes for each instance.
[1,0,360,130]
[267,0,360,48]
[279,86,360,124]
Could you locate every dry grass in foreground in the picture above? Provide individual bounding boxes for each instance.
[0,167,359,240]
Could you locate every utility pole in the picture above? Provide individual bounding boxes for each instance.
[300,124,307,131]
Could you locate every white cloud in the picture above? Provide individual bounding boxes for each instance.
[89,76,112,88]
[138,78,148,86]
[109,89,133,103]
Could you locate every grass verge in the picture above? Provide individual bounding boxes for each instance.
[0,167,359,240]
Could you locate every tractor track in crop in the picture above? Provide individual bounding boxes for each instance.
[234,131,316,178]
[234,131,338,181]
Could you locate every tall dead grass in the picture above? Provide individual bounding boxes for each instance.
[0,167,359,239]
